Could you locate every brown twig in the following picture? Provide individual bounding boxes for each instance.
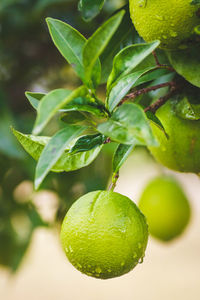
[152,50,175,72]
[125,81,175,100]
[144,86,177,113]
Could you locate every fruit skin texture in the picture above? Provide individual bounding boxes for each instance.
[139,176,191,241]
[60,190,148,279]
[149,100,200,173]
[129,0,200,49]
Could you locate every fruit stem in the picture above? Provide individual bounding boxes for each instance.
[108,172,119,191]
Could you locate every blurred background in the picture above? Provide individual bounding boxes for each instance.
[0,0,200,299]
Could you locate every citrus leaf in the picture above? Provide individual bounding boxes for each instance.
[100,7,134,83]
[46,18,101,88]
[145,111,168,138]
[106,66,157,112]
[83,10,125,86]
[107,41,160,91]
[34,125,86,189]
[12,127,102,180]
[78,0,105,21]
[46,18,86,81]
[112,143,134,174]
[98,103,158,146]
[166,45,200,87]
[60,111,87,125]
[69,133,106,154]
[33,86,88,135]
[25,92,45,110]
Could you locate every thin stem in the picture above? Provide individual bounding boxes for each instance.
[108,172,119,192]
[125,81,175,100]
[144,86,177,113]
[152,50,175,72]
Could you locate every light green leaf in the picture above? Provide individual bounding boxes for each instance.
[83,10,125,85]
[12,127,102,183]
[33,86,88,135]
[107,41,160,91]
[34,125,85,189]
[25,92,45,110]
[98,103,158,146]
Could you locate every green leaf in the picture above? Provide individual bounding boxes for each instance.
[33,86,88,135]
[78,0,105,21]
[166,45,200,87]
[145,110,168,138]
[61,96,106,117]
[100,7,134,83]
[112,143,134,174]
[83,10,125,86]
[70,133,106,154]
[106,66,157,112]
[98,103,158,146]
[46,18,86,81]
[34,125,85,189]
[12,127,102,180]
[60,111,87,124]
[173,96,200,120]
[46,17,101,88]
[25,92,45,110]
[107,41,160,91]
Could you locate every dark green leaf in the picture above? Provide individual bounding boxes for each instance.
[112,143,134,174]
[83,10,125,86]
[33,86,88,135]
[98,103,158,146]
[35,125,86,189]
[78,0,105,21]
[70,133,106,154]
[107,41,160,91]
[166,45,200,87]
[146,110,168,137]
[60,111,87,124]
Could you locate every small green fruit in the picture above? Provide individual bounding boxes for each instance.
[60,190,148,279]
[129,0,200,49]
[149,99,200,173]
[139,176,191,241]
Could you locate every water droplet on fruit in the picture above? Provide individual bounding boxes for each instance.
[69,245,73,252]
[138,0,147,8]
[95,267,102,273]
[133,252,138,259]
[156,15,163,21]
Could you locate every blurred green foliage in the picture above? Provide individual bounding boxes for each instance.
[0,0,121,271]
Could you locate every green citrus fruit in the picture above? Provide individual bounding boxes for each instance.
[139,176,191,241]
[60,190,148,279]
[129,0,200,49]
[149,99,200,173]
